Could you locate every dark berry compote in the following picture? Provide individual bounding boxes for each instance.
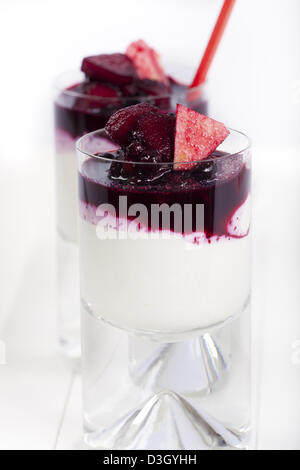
[78,103,250,240]
[55,40,208,141]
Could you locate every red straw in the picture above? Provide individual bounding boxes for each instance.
[190,0,236,88]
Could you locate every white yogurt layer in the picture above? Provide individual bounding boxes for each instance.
[55,130,78,242]
[56,148,78,242]
[79,209,251,334]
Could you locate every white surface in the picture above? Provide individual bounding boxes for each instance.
[252,147,300,450]
[0,0,300,451]
[0,148,73,450]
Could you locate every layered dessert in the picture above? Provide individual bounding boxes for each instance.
[55,40,208,242]
[77,104,251,333]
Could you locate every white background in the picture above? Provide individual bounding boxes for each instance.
[0,0,300,450]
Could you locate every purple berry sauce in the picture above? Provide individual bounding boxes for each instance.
[78,150,250,239]
[55,78,208,140]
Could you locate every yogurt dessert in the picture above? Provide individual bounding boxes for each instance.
[77,104,251,334]
[55,41,209,356]
[77,104,252,450]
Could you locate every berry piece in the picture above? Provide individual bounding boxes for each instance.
[135,79,170,108]
[135,112,175,162]
[121,82,139,98]
[84,82,120,98]
[71,81,120,110]
[81,53,136,85]
[126,40,169,86]
[135,78,169,96]
[105,102,160,145]
[174,104,230,170]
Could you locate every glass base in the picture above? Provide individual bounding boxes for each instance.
[85,391,249,450]
[57,232,81,360]
[82,302,251,450]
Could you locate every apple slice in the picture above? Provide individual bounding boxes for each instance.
[126,40,169,86]
[174,104,230,170]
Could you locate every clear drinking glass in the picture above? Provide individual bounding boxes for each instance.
[54,68,209,359]
[77,128,252,450]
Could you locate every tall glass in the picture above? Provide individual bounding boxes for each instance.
[77,129,252,450]
[54,68,208,359]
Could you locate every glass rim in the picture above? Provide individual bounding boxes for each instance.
[76,128,252,166]
[53,69,208,103]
